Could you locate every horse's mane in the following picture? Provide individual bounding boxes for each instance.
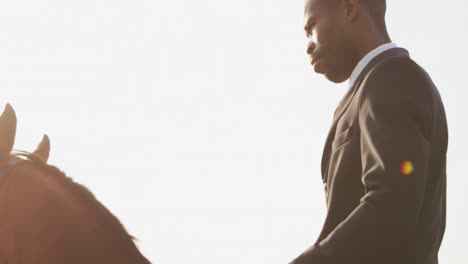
[9,151,149,262]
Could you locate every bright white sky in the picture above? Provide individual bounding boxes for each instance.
[0,0,467,263]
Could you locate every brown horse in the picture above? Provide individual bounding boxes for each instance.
[0,104,151,264]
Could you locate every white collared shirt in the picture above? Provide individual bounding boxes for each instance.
[348,42,397,87]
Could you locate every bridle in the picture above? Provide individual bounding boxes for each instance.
[0,151,42,184]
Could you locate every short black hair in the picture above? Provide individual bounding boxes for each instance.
[324,0,387,29]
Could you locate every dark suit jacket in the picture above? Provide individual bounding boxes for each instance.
[290,48,448,264]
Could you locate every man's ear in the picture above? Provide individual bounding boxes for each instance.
[33,134,50,163]
[341,0,360,22]
[0,104,17,164]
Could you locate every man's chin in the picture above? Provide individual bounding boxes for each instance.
[324,73,348,84]
[313,60,324,74]
[316,67,348,84]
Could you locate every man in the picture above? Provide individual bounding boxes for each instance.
[289,0,448,263]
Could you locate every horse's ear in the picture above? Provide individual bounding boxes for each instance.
[0,104,17,164]
[33,134,50,162]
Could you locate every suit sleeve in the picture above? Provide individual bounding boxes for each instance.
[290,58,434,264]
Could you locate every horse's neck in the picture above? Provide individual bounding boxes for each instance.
[0,162,150,264]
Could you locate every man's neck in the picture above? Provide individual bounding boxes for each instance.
[356,34,391,63]
[347,36,395,88]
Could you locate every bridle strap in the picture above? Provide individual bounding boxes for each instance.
[0,151,33,185]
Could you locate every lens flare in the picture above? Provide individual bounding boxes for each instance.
[401,160,413,176]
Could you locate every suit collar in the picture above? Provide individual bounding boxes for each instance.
[331,47,409,127]
[320,47,410,182]
[348,42,398,88]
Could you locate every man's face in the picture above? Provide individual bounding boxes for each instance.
[304,0,356,83]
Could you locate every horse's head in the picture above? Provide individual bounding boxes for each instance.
[0,104,50,165]
[0,104,150,264]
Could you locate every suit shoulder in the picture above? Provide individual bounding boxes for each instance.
[368,56,431,86]
[360,56,435,103]
[358,56,436,141]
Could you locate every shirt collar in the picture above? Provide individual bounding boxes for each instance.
[348,42,397,87]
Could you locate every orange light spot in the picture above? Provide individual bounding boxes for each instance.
[401,161,413,176]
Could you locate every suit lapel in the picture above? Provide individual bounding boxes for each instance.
[320,48,410,183]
